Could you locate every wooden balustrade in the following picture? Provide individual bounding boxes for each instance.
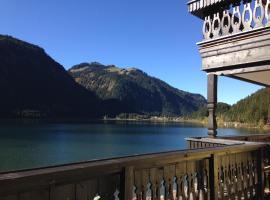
[195,0,270,41]
[186,137,244,150]
[126,158,210,200]
[0,141,268,200]
[187,134,270,199]
[219,135,270,143]
[216,150,262,200]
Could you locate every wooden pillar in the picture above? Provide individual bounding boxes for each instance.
[209,154,219,200]
[207,74,217,137]
[257,149,265,200]
[124,166,134,200]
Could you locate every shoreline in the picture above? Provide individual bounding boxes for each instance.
[103,117,203,124]
[1,117,269,131]
[103,117,270,131]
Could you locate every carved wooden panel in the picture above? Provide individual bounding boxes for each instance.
[201,0,269,41]
[129,159,210,200]
[216,151,260,200]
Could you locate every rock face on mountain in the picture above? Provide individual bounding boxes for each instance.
[69,62,206,116]
[0,35,102,118]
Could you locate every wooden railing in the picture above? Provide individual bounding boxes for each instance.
[186,137,243,149]
[219,135,270,143]
[0,141,267,200]
[189,0,270,41]
[187,134,270,199]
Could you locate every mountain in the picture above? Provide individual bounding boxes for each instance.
[0,35,102,118]
[224,88,270,125]
[69,62,206,116]
[0,35,207,118]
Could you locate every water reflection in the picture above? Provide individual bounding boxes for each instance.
[0,120,268,172]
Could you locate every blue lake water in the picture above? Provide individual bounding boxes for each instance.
[0,120,268,172]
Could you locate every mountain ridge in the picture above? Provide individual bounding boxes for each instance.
[1,34,268,123]
[0,35,103,118]
[0,34,207,118]
[69,62,206,117]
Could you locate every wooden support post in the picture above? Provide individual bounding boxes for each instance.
[257,149,265,200]
[124,167,134,200]
[207,74,218,137]
[49,180,56,200]
[209,154,219,200]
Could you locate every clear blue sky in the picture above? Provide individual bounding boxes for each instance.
[0,0,262,104]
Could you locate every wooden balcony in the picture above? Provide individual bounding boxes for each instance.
[0,134,269,200]
[187,0,270,87]
[187,0,270,136]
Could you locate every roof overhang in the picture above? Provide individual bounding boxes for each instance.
[211,66,270,87]
[198,27,270,87]
[232,71,270,87]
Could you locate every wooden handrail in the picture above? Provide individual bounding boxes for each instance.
[0,142,267,199]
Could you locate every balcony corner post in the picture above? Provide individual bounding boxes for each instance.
[207,74,218,137]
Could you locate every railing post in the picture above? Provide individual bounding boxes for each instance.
[124,166,134,200]
[257,149,265,200]
[49,180,56,200]
[209,154,219,200]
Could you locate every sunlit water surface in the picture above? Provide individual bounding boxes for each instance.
[0,120,268,172]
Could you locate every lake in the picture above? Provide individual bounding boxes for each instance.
[0,120,268,172]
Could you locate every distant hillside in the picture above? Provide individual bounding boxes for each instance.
[0,35,102,118]
[189,88,270,126]
[224,88,270,125]
[69,62,206,116]
[189,102,231,119]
